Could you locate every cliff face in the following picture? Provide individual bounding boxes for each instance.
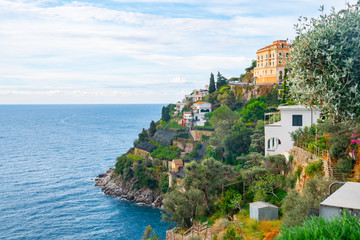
[95,168,163,208]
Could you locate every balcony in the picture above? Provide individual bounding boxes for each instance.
[265,111,281,126]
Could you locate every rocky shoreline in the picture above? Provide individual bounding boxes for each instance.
[94,168,163,208]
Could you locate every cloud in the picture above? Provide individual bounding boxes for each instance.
[0,0,357,104]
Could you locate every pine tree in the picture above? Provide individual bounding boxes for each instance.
[209,73,216,93]
[149,120,156,136]
[161,106,170,122]
[216,71,227,89]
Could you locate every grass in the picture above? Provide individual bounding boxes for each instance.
[157,120,186,130]
[127,154,143,162]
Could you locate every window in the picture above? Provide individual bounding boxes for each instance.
[279,61,282,65]
[286,53,289,57]
[266,54,268,59]
[258,56,259,60]
[292,115,303,126]
[267,137,281,151]
[279,52,282,56]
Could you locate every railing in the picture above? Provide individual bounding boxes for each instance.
[265,111,281,125]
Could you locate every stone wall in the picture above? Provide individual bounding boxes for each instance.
[290,146,332,193]
[190,130,213,141]
[173,139,194,153]
[134,148,150,158]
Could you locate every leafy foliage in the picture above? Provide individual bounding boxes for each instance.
[281,176,332,227]
[276,211,360,240]
[161,106,171,122]
[289,6,360,121]
[241,101,267,123]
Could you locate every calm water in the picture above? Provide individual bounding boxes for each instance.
[0,105,170,240]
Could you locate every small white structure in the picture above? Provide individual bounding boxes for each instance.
[192,102,212,126]
[250,201,278,221]
[320,182,360,220]
[265,105,320,156]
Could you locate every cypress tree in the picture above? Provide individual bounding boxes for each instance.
[209,73,216,93]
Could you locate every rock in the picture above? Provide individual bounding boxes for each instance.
[94,168,163,208]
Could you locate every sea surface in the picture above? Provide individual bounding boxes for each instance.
[0,104,170,240]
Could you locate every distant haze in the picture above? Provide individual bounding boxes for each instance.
[0,0,355,104]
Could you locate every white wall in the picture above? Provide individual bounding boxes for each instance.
[265,106,320,156]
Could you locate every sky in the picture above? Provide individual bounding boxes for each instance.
[0,0,356,104]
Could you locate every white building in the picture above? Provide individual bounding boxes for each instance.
[192,102,212,126]
[174,99,187,114]
[181,112,192,128]
[320,182,360,220]
[185,89,208,102]
[250,201,278,221]
[265,105,320,156]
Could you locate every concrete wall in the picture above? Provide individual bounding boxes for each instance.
[320,206,360,221]
[265,107,320,156]
[250,206,278,221]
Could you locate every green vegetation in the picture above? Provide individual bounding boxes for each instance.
[150,145,181,161]
[157,120,185,130]
[289,5,360,121]
[276,211,360,240]
[209,72,216,94]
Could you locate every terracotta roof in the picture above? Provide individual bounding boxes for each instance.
[173,159,184,166]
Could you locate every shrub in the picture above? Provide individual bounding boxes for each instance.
[305,160,323,177]
[276,211,360,240]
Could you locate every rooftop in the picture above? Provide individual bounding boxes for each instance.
[250,201,278,209]
[321,182,360,210]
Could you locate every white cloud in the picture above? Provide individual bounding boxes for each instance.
[0,0,357,103]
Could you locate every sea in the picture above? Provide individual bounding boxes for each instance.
[0,104,171,240]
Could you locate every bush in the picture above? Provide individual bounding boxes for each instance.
[305,160,323,177]
[276,211,360,240]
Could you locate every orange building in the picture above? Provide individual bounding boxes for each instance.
[253,40,291,84]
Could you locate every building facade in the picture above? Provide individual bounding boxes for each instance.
[265,105,320,156]
[192,102,212,126]
[253,40,291,84]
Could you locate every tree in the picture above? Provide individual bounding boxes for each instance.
[227,121,253,157]
[149,120,156,136]
[241,101,267,123]
[138,128,148,142]
[161,106,170,122]
[209,106,239,130]
[162,187,204,229]
[289,5,360,121]
[216,71,227,89]
[282,176,332,227]
[209,73,216,94]
[250,120,265,154]
[184,158,234,212]
[250,174,283,201]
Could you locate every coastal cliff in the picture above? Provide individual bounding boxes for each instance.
[95,168,163,208]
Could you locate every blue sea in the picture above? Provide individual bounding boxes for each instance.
[0,105,170,240]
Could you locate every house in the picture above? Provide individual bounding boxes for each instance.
[253,40,291,84]
[320,182,360,220]
[192,101,212,126]
[250,201,278,221]
[134,142,158,158]
[169,159,185,188]
[265,105,320,156]
[174,99,187,114]
[171,159,184,173]
[181,111,192,128]
[185,89,208,102]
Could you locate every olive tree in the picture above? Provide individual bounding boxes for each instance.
[289,5,360,121]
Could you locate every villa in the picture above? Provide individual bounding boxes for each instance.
[192,101,212,126]
[185,89,209,102]
[264,105,320,156]
[253,40,291,84]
